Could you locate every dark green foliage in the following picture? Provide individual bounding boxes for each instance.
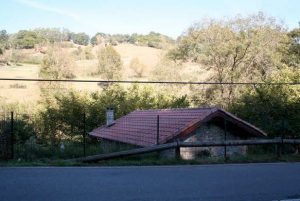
[167,13,290,107]
[0,30,9,44]
[96,45,122,79]
[282,27,300,67]
[230,87,300,138]
[71,32,90,45]
[14,114,37,143]
[230,69,300,137]
[33,28,70,43]
[91,32,174,49]
[0,30,9,55]
[0,30,9,52]
[36,84,189,146]
[90,32,106,45]
[12,30,45,49]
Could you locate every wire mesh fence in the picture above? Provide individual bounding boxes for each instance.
[0,106,299,162]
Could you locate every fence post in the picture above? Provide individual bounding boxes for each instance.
[10,111,14,160]
[224,118,228,162]
[156,115,160,145]
[281,119,285,156]
[83,112,86,157]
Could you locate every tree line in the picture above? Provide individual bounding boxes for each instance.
[0,28,174,53]
[1,12,300,154]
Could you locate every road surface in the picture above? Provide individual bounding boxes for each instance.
[1,163,300,201]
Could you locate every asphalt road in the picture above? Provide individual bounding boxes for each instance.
[0,163,300,201]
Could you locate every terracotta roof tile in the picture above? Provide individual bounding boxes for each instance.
[89,107,266,147]
[89,107,218,147]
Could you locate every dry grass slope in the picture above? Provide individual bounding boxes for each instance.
[0,44,210,104]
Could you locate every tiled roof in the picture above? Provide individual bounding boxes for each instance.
[89,107,266,147]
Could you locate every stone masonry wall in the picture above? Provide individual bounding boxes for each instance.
[180,123,247,160]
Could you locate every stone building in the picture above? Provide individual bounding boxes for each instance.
[89,107,267,159]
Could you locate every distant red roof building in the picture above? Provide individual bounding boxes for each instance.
[89,107,266,147]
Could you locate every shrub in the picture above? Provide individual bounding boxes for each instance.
[73,46,94,60]
[96,45,122,80]
[129,58,146,78]
[9,83,27,89]
[40,44,76,79]
[12,30,45,49]
[230,68,300,138]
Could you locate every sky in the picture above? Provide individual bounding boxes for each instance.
[0,0,299,38]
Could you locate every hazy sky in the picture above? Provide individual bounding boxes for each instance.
[1,0,299,38]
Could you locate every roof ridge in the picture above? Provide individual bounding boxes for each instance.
[133,107,219,113]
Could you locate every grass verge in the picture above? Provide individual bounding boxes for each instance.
[1,154,300,167]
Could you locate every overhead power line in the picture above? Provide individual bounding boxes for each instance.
[0,78,299,85]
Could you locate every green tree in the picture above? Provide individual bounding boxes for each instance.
[230,67,300,137]
[33,28,65,43]
[0,29,9,54]
[97,45,123,80]
[39,44,75,79]
[71,32,90,45]
[282,26,300,68]
[133,32,174,49]
[91,33,107,45]
[168,12,288,105]
[12,30,44,49]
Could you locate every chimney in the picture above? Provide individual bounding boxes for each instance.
[106,107,115,126]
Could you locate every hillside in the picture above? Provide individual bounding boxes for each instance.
[0,41,214,105]
[1,43,206,104]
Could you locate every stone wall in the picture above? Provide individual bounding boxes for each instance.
[180,123,247,160]
[99,122,251,160]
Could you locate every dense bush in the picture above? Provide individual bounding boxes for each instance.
[33,28,71,43]
[96,45,122,80]
[72,46,94,60]
[12,30,45,49]
[230,68,300,137]
[91,32,174,49]
[39,44,76,79]
[70,32,90,46]
[35,84,190,146]
[0,30,9,54]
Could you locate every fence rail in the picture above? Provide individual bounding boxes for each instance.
[1,78,300,85]
[1,109,300,162]
[73,139,300,163]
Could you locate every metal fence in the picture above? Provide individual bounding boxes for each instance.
[1,108,299,162]
[0,112,13,159]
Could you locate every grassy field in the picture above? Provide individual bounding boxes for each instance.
[0,44,210,104]
[0,44,163,103]
[0,64,40,104]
